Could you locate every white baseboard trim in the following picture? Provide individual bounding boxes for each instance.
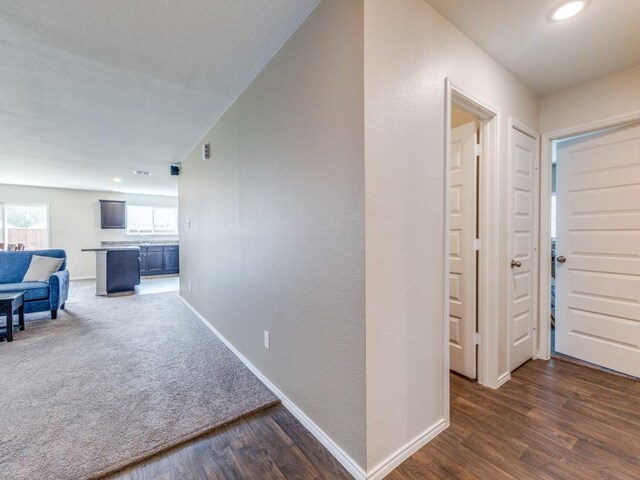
[497,371,511,387]
[70,276,96,281]
[366,418,448,480]
[178,296,367,480]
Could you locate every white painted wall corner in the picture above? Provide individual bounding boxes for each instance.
[180,295,449,480]
[178,296,368,480]
[497,371,512,388]
[366,418,449,480]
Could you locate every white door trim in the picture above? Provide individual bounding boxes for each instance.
[538,110,640,360]
[506,119,540,372]
[444,79,501,395]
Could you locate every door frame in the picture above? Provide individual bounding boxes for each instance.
[537,111,640,360]
[444,79,501,397]
[506,119,540,374]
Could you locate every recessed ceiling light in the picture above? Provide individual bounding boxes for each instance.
[552,1,586,21]
[112,177,122,183]
[134,170,151,176]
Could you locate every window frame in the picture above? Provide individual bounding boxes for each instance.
[126,205,178,235]
[0,201,51,251]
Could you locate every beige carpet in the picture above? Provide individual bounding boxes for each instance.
[0,292,278,479]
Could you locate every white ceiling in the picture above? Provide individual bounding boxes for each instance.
[0,0,319,196]
[426,0,640,96]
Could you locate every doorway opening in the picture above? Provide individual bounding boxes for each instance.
[444,82,500,392]
[448,104,481,381]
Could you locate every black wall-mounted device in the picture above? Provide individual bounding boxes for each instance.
[170,163,181,176]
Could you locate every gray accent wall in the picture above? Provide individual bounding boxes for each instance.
[179,0,366,468]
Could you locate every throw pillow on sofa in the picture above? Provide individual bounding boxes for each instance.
[22,255,64,282]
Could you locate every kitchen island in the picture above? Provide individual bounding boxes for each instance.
[81,247,140,296]
[101,242,179,276]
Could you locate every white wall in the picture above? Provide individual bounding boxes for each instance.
[179,0,367,469]
[0,184,178,279]
[364,0,538,470]
[540,65,640,133]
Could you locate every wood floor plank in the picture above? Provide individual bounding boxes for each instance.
[516,363,640,422]
[386,451,454,480]
[460,433,556,480]
[269,406,353,480]
[527,407,640,461]
[452,394,580,451]
[110,405,352,480]
[392,359,640,480]
[429,432,518,480]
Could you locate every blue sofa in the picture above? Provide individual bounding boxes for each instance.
[0,249,69,319]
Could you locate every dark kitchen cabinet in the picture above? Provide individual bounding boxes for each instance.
[147,247,164,274]
[107,249,140,293]
[99,200,126,229]
[138,245,179,276]
[163,246,179,274]
[139,250,148,273]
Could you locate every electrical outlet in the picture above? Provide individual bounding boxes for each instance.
[187,218,191,228]
[189,282,193,292]
[264,331,270,350]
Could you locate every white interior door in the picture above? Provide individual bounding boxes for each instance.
[449,121,477,379]
[509,128,537,371]
[556,123,640,378]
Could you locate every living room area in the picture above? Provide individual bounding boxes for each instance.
[0,2,332,477]
[0,0,314,474]
[0,180,287,479]
[0,182,181,325]
[0,34,282,473]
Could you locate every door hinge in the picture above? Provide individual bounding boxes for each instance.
[475,143,482,156]
[474,238,481,251]
[474,333,482,345]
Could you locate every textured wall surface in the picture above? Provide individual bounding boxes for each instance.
[179,0,366,468]
[540,65,640,133]
[364,0,538,469]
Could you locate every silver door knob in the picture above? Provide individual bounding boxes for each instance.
[557,256,567,264]
[511,260,522,268]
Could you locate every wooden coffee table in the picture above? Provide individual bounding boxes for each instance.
[0,291,26,342]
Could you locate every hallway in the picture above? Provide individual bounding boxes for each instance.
[390,359,639,479]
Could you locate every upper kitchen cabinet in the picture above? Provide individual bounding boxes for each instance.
[99,200,126,229]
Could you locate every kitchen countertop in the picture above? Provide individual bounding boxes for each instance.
[81,246,141,252]
[101,241,179,247]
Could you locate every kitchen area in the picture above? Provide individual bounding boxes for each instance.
[82,199,179,296]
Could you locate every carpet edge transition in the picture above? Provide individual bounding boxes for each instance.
[90,399,281,479]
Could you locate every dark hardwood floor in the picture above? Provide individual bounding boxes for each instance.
[389,358,640,480]
[109,404,353,480]
[110,358,639,480]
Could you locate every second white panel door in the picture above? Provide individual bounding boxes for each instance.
[509,128,537,371]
